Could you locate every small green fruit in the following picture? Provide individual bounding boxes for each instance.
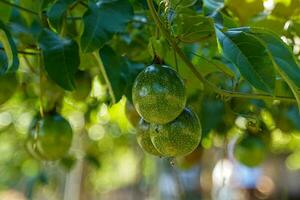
[132,64,186,124]
[234,134,267,167]
[150,108,201,157]
[136,119,161,156]
[29,113,73,161]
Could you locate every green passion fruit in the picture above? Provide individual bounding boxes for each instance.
[234,134,267,167]
[150,108,201,157]
[132,64,186,124]
[29,113,73,161]
[0,73,18,105]
[136,119,161,156]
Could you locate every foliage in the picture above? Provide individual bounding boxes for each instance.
[1,0,300,198]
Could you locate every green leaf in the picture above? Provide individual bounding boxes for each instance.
[81,0,133,53]
[216,28,275,93]
[172,9,216,43]
[0,3,12,23]
[169,0,197,8]
[47,0,75,32]
[99,46,144,103]
[252,28,300,110]
[203,0,224,15]
[0,20,19,74]
[39,29,79,90]
[249,16,285,35]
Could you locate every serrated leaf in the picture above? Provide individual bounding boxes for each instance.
[39,29,79,90]
[252,28,300,110]
[216,28,275,93]
[81,0,133,53]
[47,0,75,32]
[98,46,144,103]
[0,20,19,74]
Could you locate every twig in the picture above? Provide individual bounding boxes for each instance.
[0,47,40,55]
[0,0,38,16]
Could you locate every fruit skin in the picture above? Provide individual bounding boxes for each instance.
[132,64,186,124]
[0,73,18,105]
[125,100,140,127]
[234,134,267,167]
[150,108,201,157]
[136,119,161,156]
[28,113,73,161]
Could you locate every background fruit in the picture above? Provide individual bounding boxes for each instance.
[150,108,201,157]
[132,64,186,124]
[234,134,267,167]
[32,113,73,161]
[136,119,161,156]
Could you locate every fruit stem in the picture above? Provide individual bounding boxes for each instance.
[146,0,296,103]
[38,49,45,118]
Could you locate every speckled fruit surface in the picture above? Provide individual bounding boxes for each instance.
[150,108,201,157]
[132,64,186,124]
[136,119,161,156]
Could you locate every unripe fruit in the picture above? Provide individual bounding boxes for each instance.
[150,108,201,157]
[136,119,161,156]
[234,134,267,167]
[132,64,186,124]
[28,113,73,161]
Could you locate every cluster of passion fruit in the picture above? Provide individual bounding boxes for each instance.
[132,64,202,157]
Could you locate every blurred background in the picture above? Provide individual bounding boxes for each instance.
[1,0,300,199]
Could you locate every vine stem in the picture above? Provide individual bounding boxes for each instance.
[92,52,116,104]
[38,50,44,117]
[0,0,38,16]
[146,0,296,103]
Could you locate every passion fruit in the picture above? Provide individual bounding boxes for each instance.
[234,134,267,167]
[29,113,73,161]
[150,108,201,157]
[136,119,161,156]
[132,64,186,124]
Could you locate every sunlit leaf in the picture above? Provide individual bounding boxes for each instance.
[216,28,275,93]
